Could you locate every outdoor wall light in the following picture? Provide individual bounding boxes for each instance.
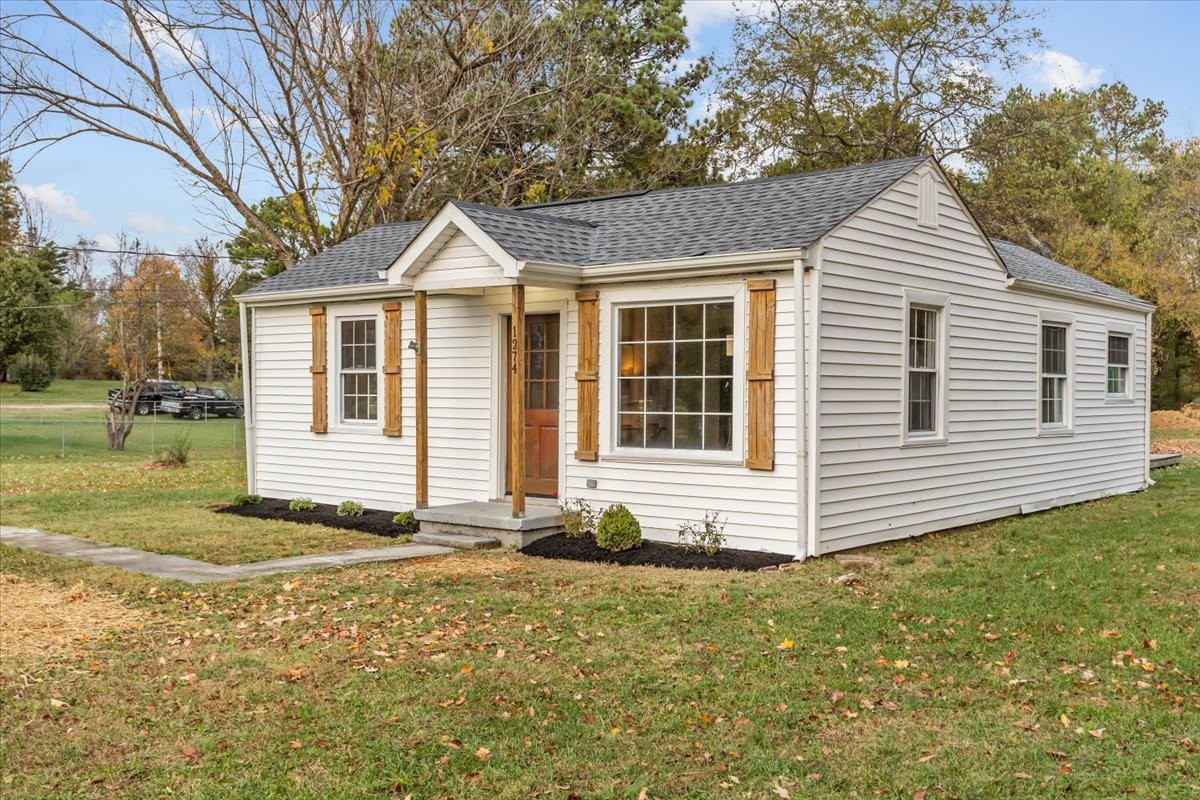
[407,340,421,354]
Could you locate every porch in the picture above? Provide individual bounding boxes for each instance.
[413,499,563,550]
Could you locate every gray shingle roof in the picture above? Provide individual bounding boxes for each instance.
[990,239,1151,308]
[243,220,425,295]
[241,157,1148,310]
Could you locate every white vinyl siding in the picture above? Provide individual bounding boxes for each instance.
[814,168,1147,554]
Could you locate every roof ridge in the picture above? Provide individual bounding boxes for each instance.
[451,199,597,229]
[516,155,930,211]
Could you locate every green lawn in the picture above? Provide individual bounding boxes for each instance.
[0,378,114,405]
[1,455,1196,798]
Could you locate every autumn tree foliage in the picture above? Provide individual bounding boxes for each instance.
[104,255,203,381]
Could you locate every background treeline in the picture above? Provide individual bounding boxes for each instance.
[1,1,1196,405]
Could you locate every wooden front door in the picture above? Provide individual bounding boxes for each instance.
[506,313,560,497]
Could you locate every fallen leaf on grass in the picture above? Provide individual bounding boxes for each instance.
[1089,728,1105,739]
[1101,629,1121,639]
[777,639,794,650]
[290,740,303,749]
[983,633,1003,641]
[475,747,490,759]
[180,746,201,763]
[49,698,68,709]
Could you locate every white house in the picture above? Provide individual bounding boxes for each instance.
[236,156,1155,558]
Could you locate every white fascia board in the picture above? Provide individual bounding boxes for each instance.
[580,247,807,284]
[380,202,521,284]
[1006,276,1156,313]
[237,282,410,307]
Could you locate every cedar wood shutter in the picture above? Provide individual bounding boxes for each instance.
[309,305,328,433]
[745,279,775,470]
[382,301,402,436]
[574,290,599,460]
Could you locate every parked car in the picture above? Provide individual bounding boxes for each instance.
[106,380,185,416]
[160,386,245,420]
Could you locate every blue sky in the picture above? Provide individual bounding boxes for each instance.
[12,0,1200,260]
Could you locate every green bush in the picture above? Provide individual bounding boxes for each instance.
[678,511,726,556]
[395,533,414,544]
[8,353,53,391]
[560,498,598,540]
[232,493,262,507]
[289,497,316,511]
[337,501,364,518]
[153,430,192,468]
[595,504,642,552]
[392,510,417,529]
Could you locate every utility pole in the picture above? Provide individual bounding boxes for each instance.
[155,281,164,379]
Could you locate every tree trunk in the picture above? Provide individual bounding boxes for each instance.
[105,412,134,450]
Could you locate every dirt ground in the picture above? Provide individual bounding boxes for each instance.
[0,574,143,663]
[1151,407,1200,430]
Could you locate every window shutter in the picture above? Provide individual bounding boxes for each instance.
[574,290,600,460]
[382,301,402,436]
[745,279,775,470]
[309,305,328,434]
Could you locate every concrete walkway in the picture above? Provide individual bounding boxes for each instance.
[0,526,454,584]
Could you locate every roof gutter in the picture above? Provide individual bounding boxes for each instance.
[236,282,413,307]
[1005,276,1156,313]
[581,247,808,285]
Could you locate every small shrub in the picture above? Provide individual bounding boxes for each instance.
[560,497,598,540]
[232,493,262,507]
[677,511,726,556]
[595,504,642,552]
[289,497,316,511]
[337,501,364,518]
[395,533,414,544]
[154,430,192,467]
[392,510,417,529]
[8,353,54,391]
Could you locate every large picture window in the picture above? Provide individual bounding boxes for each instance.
[1107,333,1130,397]
[617,301,735,451]
[1040,323,1068,426]
[906,306,940,434]
[339,318,378,423]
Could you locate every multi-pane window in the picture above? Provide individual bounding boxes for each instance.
[906,306,939,434]
[1040,324,1068,425]
[1107,333,1130,396]
[617,301,734,451]
[524,315,559,411]
[339,318,377,422]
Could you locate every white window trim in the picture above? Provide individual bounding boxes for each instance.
[600,281,746,465]
[900,289,950,447]
[329,308,383,430]
[1037,310,1074,437]
[1105,323,1134,403]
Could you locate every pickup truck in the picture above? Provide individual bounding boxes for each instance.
[160,387,245,420]
[107,380,185,416]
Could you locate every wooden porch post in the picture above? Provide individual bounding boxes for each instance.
[415,290,429,508]
[510,284,526,518]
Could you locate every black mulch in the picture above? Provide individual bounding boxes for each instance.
[520,533,794,572]
[215,498,417,538]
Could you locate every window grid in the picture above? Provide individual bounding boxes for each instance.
[523,316,560,410]
[1107,333,1130,396]
[339,318,378,422]
[1040,323,1068,425]
[906,306,939,434]
[617,301,735,452]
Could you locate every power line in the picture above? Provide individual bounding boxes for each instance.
[5,240,277,263]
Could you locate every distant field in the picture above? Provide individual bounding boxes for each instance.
[0,378,113,405]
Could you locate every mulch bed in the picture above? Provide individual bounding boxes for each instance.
[521,533,793,572]
[215,498,417,538]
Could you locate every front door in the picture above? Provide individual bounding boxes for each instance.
[506,313,560,497]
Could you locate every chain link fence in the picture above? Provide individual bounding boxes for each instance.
[0,413,246,459]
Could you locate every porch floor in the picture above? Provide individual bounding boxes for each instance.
[414,500,562,549]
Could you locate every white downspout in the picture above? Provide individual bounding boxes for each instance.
[794,257,807,560]
[239,302,256,494]
[1144,309,1155,487]
[806,243,824,558]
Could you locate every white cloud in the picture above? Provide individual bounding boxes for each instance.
[129,7,206,66]
[1028,50,1104,91]
[95,234,120,251]
[682,0,769,42]
[18,183,92,224]
[124,211,189,236]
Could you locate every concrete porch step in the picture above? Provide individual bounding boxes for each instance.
[413,530,500,550]
[414,501,564,549]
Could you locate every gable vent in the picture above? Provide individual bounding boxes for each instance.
[917,170,939,228]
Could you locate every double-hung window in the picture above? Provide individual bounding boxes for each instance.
[339,318,378,423]
[1107,333,1131,397]
[617,301,735,452]
[1039,323,1069,427]
[905,303,942,439]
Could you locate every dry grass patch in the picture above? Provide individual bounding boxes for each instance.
[0,574,143,664]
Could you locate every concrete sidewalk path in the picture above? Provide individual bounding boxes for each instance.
[0,526,454,584]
